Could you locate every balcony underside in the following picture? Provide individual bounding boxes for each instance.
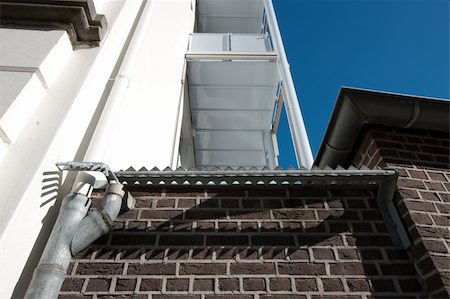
[187,59,279,167]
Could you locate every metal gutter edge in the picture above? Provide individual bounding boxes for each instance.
[114,168,397,187]
[376,170,411,248]
[114,167,410,248]
[315,87,450,169]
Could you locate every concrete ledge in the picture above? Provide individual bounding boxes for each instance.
[0,0,107,48]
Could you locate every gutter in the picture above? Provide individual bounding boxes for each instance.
[315,87,450,168]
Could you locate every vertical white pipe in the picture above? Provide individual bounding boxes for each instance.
[83,0,155,163]
[264,0,314,168]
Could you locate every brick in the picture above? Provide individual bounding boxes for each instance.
[380,263,416,275]
[420,191,441,202]
[156,198,175,208]
[111,234,156,246]
[398,188,420,199]
[229,210,271,219]
[270,278,292,291]
[431,255,450,271]
[230,263,275,274]
[220,198,240,208]
[260,222,280,231]
[144,248,165,260]
[295,278,317,291]
[127,263,175,275]
[155,296,200,299]
[371,279,396,292]
[278,263,325,275]
[337,249,359,260]
[347,279,370,292]
[216,248,236,259]
[193,279,214,291]
[86,278,110,292]
[159,234,203,246]
[426,182,447,192]
[140,278,162,291]
[328,222,349,233]
[423,239,449,254]
[178,198,196,208]
[140,210,182,219]
[360,249,383,260]
[167,248,190,259]
[312,248,334,260]
[436,203,450,213]
[346,235,392,247]
[282,221,302,232]
[61,278,84,292]
[289,188,328,197]
[218,278,239,291]
[303,198,324,208]
[115,279,136,292]
[431,214,450,226]
[428,172,448,181]
[404,200,437,212]
[206,296,252,299]
[242,199,261,208]
[172,221,193,232]
[251,235,295,246]
[198,198,219,208]
[410,212,434,225]
[273,210,315,220]
[398,278,422,293]
[180,263,227,275]
[126,221,147,231]
[238,248,259,259]
[184,209,226,219]
[207,189,246,197]
[247,189,286,197]
[262,198,283,208]
[407,170,428,179]
[346,198,367,208]
[117,210,138,220]
[192,248,213,259]
[240,222,258,231]
[76,263,123,275]
[261,296,307,299]
[195,221,215,231]
[134,198,153,208]
[287,248,309,260]
[166,278,189,291]
[297,235,344,246]
[262,248,286,260]
[351,222,373,233]
[243,278,266,291]
[217,222,237,232]
[207,235,248,246]
[398,178,426,189]
[327,200,344,208]
[73,248,95,259]
[361,210,383,220]
[321,278,344,291]
[330,262,377,275]
[417,226,450,239]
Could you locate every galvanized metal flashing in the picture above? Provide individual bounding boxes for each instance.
[113,166,409,248]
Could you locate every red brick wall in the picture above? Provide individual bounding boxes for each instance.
[60,186,424,298]
[352,125,450,298]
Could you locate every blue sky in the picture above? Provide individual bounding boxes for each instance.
[273,0,450,168]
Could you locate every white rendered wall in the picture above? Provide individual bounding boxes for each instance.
[84,0,196,171]
[0,1,143,297]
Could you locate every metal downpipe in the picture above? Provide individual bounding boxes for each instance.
[25,176,127,299]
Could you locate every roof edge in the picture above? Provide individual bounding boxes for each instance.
[315,87,450,168]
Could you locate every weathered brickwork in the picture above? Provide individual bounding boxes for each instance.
[61,186,424,298]
[352,125,450,298]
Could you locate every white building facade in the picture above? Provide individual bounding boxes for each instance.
[0,0,312,297]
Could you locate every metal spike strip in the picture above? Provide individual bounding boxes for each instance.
[114,166,397,187]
